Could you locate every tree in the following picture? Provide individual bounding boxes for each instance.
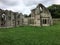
[48,4,60,18]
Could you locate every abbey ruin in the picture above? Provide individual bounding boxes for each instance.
[0,4,53,28]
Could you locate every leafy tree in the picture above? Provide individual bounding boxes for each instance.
[48,4,60,18]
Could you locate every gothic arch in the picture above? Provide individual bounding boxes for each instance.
[1,14,6,26]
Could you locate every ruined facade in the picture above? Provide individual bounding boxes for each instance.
[0,4,53,28]
[0,9,24,28]
[28,4,53,26]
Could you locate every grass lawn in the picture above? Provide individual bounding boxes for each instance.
[0,22,60,45]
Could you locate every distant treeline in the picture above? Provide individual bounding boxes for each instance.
[47,4,60,18]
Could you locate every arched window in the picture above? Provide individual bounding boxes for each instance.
[1,14,6,20]
[1,14,6,26]
[43,19,47,24]
[17,15,20,18]
[40,7,43,12]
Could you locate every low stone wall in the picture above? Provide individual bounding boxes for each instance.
[53,18,60,24]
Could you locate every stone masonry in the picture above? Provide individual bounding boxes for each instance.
[0,3,53,28]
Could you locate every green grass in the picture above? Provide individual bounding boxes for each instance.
[0,22,60,45]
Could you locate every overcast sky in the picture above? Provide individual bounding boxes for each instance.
[0,0,60,14]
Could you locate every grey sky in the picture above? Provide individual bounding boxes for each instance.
[0,0,60,14]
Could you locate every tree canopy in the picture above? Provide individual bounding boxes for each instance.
[48,4,60,18]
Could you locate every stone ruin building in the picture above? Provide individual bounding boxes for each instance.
[28,4,53,26]
[0,9,24,28]
[0,3,53,28]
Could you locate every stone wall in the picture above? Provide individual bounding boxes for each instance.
[0,3,53,28]
[30,4,53,26]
